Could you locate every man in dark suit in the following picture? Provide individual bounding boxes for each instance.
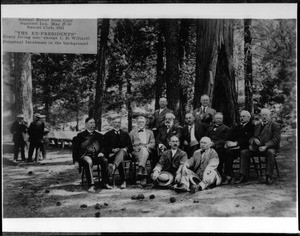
[151,135,188,188]
[129,116,155,186]
[223,110,255,184]
[193,94,216,125]
[148,97,173,136]
[73,117,112,192]
[154,112,182,167]
[27,113,46,162]
[236,108,281,185]
[205,112,230,177]
[104,116,133,189]
[10,114,28,162]
[182,113,208,158]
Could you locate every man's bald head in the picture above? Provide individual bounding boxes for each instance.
[200,136,213,150]
[260,108,271,123]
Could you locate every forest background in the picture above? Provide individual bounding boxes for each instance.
[2,12,297,135]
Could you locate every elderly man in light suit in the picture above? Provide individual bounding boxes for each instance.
[236,108,281,185]
[193,94,216,125]
[174,136,222,193]
[130,116,155,185]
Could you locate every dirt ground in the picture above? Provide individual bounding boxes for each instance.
[2,128,297,220]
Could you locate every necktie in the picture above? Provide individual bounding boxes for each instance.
[202,107,206,113]
[115,130,119,135]
[188,126,192,141]
[138,129,144,133]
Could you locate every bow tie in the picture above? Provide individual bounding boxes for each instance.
[138,129,144,133]
[200,150,205,154]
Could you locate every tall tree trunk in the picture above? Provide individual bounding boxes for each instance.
[211,20,238,127]
[154,21,165,110]
[126,75,132,132]
[94,19,110,130]
[163,19,180,118]
[14,53,33,124]
[178,19,190,124]
[244,19,253,114]
[193,19,219,109]
[43,67,50,123]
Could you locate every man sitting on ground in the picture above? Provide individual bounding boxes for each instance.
[151,135,187,188]
[174,136,222,193]
[73,117,112,192]
[235,108,281,185]
[130,116,155,186]
[104,116,133,189]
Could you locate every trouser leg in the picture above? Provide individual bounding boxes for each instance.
[240,149,255,177]
[28,143,35,161]
[82,155,94,187]
[216,148,225,176]
[137,147,149,168]
[13,142,20,160]
[224,149,240,177]
[189,145,199,158]
[112,149,126,181]
[95,156,109,184]
[265,149,276,178]
[40,142,46,159]
[20,142,26,160]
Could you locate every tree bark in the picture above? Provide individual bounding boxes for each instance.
[94,19,110,130]
[163,19,180,118]
[154,21,165,110]
[14,53,33,124]
[193,19,219,109]
[244,19,253,114]
[126,75,132,132]
[211,20,238,127]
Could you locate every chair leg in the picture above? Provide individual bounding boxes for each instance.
[97,164,101,184]
[258,156,263,177]
[275,158,280,177]
[81,167,85,187]
[251,157,260,179]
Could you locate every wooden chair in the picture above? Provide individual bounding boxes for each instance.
[251,154,280,178]
[81,164,102,187]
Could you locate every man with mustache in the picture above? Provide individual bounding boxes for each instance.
[104,116,133,189]
[174,136,222,193]
[154,112,182,167]
[151,135,187,188]
[236,108,281,185]
[182,113,208,158]
[73,117,112,192]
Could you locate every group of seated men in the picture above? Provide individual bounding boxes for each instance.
[73,94,281,193]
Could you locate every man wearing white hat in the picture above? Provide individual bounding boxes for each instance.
[10,114,28,162]
[27,113,46,162]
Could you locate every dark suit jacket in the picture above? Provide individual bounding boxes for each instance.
[72,130,104,163]
[103,129,133,157]
[156,125,182,149]
[10,120,27,143]
[149,108,173,130]
[28,120,45,143]
[182,122,208,146]
[254,120,281,150]
[205,123,230,150]
[193,107,216,124]
[154,148,188,175]
[227,121,255,150]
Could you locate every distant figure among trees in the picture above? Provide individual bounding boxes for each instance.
[193,94,216,125]
[10,114,28,162]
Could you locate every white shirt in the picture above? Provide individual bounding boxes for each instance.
[138,129,147,144]
[188,125,196,142]
[159,108,165,114]
[201,105,207,113]
[171,149,177,157]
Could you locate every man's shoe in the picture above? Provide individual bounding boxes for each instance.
[174,185,189,193]
[108,163,116,175]
[141,178,147,186]
[234,175,247,184]
[27,159,34,163]
[120,181,126,189]
[190,185,201,194]
[223,176,233,185]
[103,183,113,189]
[88,186,96,193]
[265,175,273,185]
[13,159,18,163]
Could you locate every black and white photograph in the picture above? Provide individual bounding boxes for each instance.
[1,1,298,234]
